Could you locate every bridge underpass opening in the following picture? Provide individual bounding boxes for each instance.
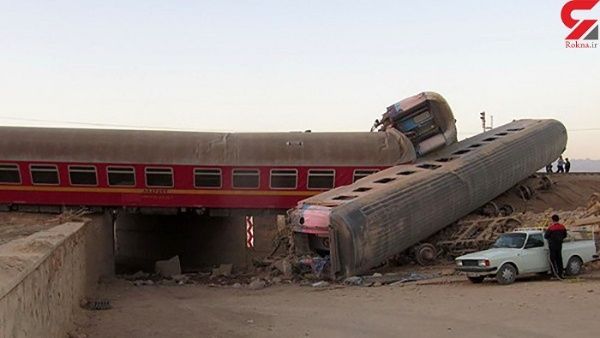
[113,211,284,273]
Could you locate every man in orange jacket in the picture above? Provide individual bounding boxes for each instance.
[544,214,567,278]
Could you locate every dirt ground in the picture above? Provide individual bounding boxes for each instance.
[81,268,600,338]
[0,212,65,245]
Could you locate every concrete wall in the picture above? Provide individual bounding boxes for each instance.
[115,211,283,272]
[0,213,114,338]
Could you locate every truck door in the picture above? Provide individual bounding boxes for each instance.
[520,233,549,273]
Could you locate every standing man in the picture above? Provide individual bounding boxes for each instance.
[544,214,567,278]
[565,158,571,173]
[545,163,553,173]
[556,156,565,173]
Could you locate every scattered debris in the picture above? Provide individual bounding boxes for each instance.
[80,298,112,311]
[436,217,522,257]
[439,268,455,276]
[172,274,190,284]
[343,276,363,286]
[272,258,293,278]
[212,264,233,278]
[133,280,154,286]
[311,281,330,288]
[124,270,150,281]
[248,279,266,290]
[155,255,182,278]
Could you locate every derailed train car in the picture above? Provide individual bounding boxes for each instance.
[0,92,456,211]
[290,119,568,278]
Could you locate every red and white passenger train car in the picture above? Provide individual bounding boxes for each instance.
[0,92,456,212]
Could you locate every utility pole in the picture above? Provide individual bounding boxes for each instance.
[480,112,493,132]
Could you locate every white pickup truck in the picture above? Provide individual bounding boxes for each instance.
[455,228,598,285]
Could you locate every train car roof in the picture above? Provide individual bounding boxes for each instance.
[296,119,566,207]
[0,126,416,166]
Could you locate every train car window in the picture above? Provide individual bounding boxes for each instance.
[270,169,297,189]
[353,169,379,182]
[232,169,260,189]
[107,167,136,186]
[0,164,21,184]
[69,166,97,186]
[307,169,335,189]
[416,163,441,170]
[194,168,222,188]
[397,170,416,176]
[332,195,357,201]
[145,168,174,188]
[30,165,59,185]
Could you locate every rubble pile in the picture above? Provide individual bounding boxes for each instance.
[432,192,600,259]
[120,253,441,290]
[120,185,600,289]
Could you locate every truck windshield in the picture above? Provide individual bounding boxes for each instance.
[492,233,527,249]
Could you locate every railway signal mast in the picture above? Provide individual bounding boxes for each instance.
[480,111,493,132]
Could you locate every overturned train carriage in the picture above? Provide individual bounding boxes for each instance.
[291,119,567,278]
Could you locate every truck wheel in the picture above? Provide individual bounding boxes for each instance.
[468,276,485,284]
[566,256,583,276]
[496,264,517,285]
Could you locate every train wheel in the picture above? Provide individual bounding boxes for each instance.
[414,243,438,266]
[481,202,500,217]
[539,176,553,190]
[499,204,514,216]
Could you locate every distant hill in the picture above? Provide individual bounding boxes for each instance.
[566,159,600,172]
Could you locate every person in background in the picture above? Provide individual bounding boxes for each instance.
[556,156,565,173]
[544,214,567,278]
[565,158,571,173]
[545,163,553,173]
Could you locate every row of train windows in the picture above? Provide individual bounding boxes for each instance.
[0,165,378,190]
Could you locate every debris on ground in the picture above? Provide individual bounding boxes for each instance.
[211,263,233,278]
[271,258,293,278]
[343,276,363,286]
[80,298,112,311]
[133,280,154,286]
[115,178,600,291]
[155,255,182,277]
[311,281,330,288]
[248,279,267,290]
[172,274,190,285]
[361,272,434,287]
[124,270,150,281]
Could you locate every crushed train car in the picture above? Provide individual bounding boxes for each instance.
[290,119,568,278]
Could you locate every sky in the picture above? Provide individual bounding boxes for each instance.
[1,1,599,158]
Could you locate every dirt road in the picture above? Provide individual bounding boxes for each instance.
[82,272,600,338]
